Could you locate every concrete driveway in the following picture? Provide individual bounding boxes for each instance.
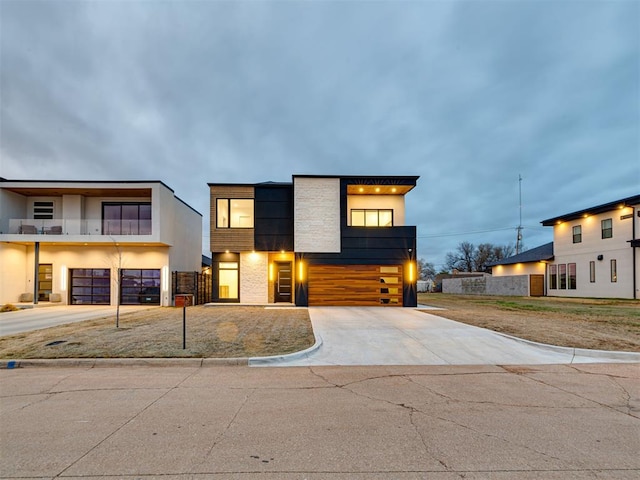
[0,305,157,336]
[251,307,640,366]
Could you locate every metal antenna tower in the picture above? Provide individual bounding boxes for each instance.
[516,174,523,254]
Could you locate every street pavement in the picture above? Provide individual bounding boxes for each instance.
[1,363,639,479]
[251,307,640,366]
[0,305,157,336]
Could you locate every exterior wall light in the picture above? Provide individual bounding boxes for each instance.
[298,261,304,281]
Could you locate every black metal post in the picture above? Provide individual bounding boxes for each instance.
[182,302,186,349]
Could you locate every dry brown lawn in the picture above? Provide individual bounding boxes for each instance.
[0,306,315,359]
[418,293,640,352]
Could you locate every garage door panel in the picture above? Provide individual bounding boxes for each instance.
[308,265,403,306]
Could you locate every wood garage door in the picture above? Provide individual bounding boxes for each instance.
[308,265,403,306]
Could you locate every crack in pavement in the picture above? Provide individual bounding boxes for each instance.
[309,367,572,470]
[201,389,255,461]
[52,368,201,478]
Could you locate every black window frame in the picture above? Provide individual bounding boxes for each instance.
[216,198,254,229]
[601,218,613,239]
[70,268,111,305]
[120,268,161,305]
[558,264,567,289]
[350,209,394,227]
[102,202,152,235]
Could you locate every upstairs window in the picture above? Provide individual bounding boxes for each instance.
[351,209,393,227]
[103,203,151,235]
[572,225,582,243]
[34,201,54,219]
[601,218,613,239]
[217,199,254,228]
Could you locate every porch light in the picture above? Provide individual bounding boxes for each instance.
[408,262,415,283]
[298,261,304,281]
[375,187,380,193]
[60,266,67,291]
[269,263,274,282]
[162,266,169,291]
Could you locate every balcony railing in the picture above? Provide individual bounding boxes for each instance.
[6,219,152,236]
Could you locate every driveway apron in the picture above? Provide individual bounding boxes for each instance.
[253,307,640,366]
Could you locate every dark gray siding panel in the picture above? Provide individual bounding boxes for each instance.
[254,185,294,251]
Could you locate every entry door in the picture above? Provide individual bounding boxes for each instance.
[38,264,53,301]
[275,262,292,303]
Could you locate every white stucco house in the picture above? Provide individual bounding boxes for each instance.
[541,194,639,299]
[0,179,202,306]
[490,194,640,299]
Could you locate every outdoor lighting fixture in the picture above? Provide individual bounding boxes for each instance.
[298,261,304,281]
[392,187,397,193]
[269,263,274,282]
[162,266,169,291]
[60,266,67,291]
[359,187,364,193]
[375,187,380,193]
[408,262,415,283]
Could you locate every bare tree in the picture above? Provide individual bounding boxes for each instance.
[444,241,519,273]
[417,258,436,280]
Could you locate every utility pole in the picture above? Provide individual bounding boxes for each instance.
[516,174,523,255]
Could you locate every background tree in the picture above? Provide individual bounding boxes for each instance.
[417,258,436,280]
[445,241,475,272]
[444,241,518,272]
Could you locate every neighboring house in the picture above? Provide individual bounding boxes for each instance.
[488,242,554,296]
[0,179,202,306]
[541,194,640,299]
[209,175,419,306]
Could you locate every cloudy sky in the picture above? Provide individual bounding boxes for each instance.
[1,0,638,268]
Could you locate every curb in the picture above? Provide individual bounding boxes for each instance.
[495,332,640,362]
[248,333,323,366]
[0,357,250,369]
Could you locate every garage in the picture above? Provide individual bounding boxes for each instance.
[308,264,403,306]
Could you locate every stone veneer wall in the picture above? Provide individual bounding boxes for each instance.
[240,252,268,303]
[294,177,341,253]
[443,275,529,296]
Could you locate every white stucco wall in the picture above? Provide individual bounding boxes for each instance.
[294,177,341,253]
[549,206,636,298]
[0,243,29,304]
[492,262,546,277]
[346,194,406,226]
[240,252,268,303]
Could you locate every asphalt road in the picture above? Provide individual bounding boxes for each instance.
[1,363,639,479]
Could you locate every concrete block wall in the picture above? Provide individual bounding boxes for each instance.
[443,275,529,296]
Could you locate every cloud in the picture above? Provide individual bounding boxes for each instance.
[1,0,637,265]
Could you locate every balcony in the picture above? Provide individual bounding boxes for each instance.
[5,219,152,236]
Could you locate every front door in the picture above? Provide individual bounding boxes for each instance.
[275,262,292,303]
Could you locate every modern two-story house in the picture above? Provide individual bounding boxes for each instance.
[541,194,640,299]
[0,179,202,306]
[489,194,640,299]
[209,175,419,306]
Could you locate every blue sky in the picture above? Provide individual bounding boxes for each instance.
[1,0,638,268]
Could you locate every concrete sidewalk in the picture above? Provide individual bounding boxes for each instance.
[1,363,639,479]
[252,307,640,366]
[0,305,157,336]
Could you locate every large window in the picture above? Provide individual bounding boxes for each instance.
[549,265,557,289]
[558,264,567,289]
[121,269,161,304]
[351,209,393,227]
[217,199,254,228]
[601,218,613,239]
[568,263,576,289]
[572,225,582,243]
[219,262,239,299]
[103,203,151,235]
[70,269,110,305]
